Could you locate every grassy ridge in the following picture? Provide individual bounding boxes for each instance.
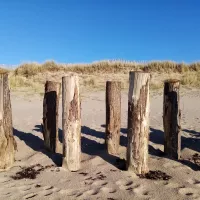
[1,60,200,92]
[13,60,200,77]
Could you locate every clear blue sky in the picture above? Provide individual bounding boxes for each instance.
[0,0,199,65]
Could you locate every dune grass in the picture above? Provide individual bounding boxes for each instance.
[13,60,200,77]
[1,60,200,93]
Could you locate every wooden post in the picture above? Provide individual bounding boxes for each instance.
[127,71,150,174]
[43,81,61,153]
[106,81,121,155]
[0,73,17,170]
[163,79,181,159]
[62,74,81,171]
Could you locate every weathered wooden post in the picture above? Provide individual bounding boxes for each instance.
[62,74,81,171]
[163,79,181,159]
[43,81,61,153]
[127,71,150,174]
[106,81,121,155]
[0,72,17,170]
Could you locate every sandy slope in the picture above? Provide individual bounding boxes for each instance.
[0,89,200,200]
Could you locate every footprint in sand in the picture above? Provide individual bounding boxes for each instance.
[23,193,38,199]
[67,190,80,197]
[24,182,37,186]
[100,187,117,194]
[187,179,200,187]
[142,191,150,196]
[42,191,53,197]
[133,184,150,197]
[1,191,11,196]
[58,189,69,195]
[19,185,32,192]
[4,182,16,189]
[116,180,137,191]
[0,177,11,184]
[163,182,181,189]
[92,180,108,186]
[84,189,99,196]
[195,182,200,187]
[52,187,61,192]
[116,180,133,186]
[43,185,54,190]
[178,188,199,198]
[36,185,59,197]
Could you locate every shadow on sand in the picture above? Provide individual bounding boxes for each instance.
[13,128,62,166]
[14,124,200,171]
[33,124,63,143]
[149,127,200,171]
[15,125,125,170]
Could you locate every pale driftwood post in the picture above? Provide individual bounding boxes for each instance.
[163,79,181,159]
[106,81,121,155]
[127,71,150,174]
[0,73,17,170]
[43,81,61,153]
[62,74,81,171]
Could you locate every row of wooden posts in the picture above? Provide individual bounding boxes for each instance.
[0,72,181,175]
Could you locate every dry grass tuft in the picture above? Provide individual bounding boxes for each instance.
[181,71,200,87]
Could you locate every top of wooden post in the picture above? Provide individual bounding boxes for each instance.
[0,70,8,75]
[106,80,121,83]
[164,79,180,83]
[129,71,149,74]
[62,73,78,78]
[45,80,60,84]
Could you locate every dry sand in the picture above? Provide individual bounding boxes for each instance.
[0,88,200,200]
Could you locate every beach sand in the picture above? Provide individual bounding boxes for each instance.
[0,89,200,200]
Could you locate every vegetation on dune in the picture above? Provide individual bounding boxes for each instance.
[13,60,200,77]
[1,60,200,92]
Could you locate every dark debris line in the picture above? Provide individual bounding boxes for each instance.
[11,164,55,180]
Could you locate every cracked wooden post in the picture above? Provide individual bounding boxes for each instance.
[0,72,17,170]
[43,81,61,153]
[163,79,181,160]
[106,81,121,155]
[127,71,150,174]
[62,74,81,171]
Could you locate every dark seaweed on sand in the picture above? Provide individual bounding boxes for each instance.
[11,164,54,180]
[139,170,172,180]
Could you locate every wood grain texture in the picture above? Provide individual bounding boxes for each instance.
[43,81,61,153]
[127,71,150,174]
[62,74,81,171]
[106,81,121,155]
[0,73,16,170]
[163,79,181,159]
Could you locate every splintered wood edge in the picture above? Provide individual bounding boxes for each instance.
[0,71,8,75]
[45,80,61,84]
[62,73,78,78]
[129,71,150,74]
[164,79,180,83]
[106,81,121,84]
